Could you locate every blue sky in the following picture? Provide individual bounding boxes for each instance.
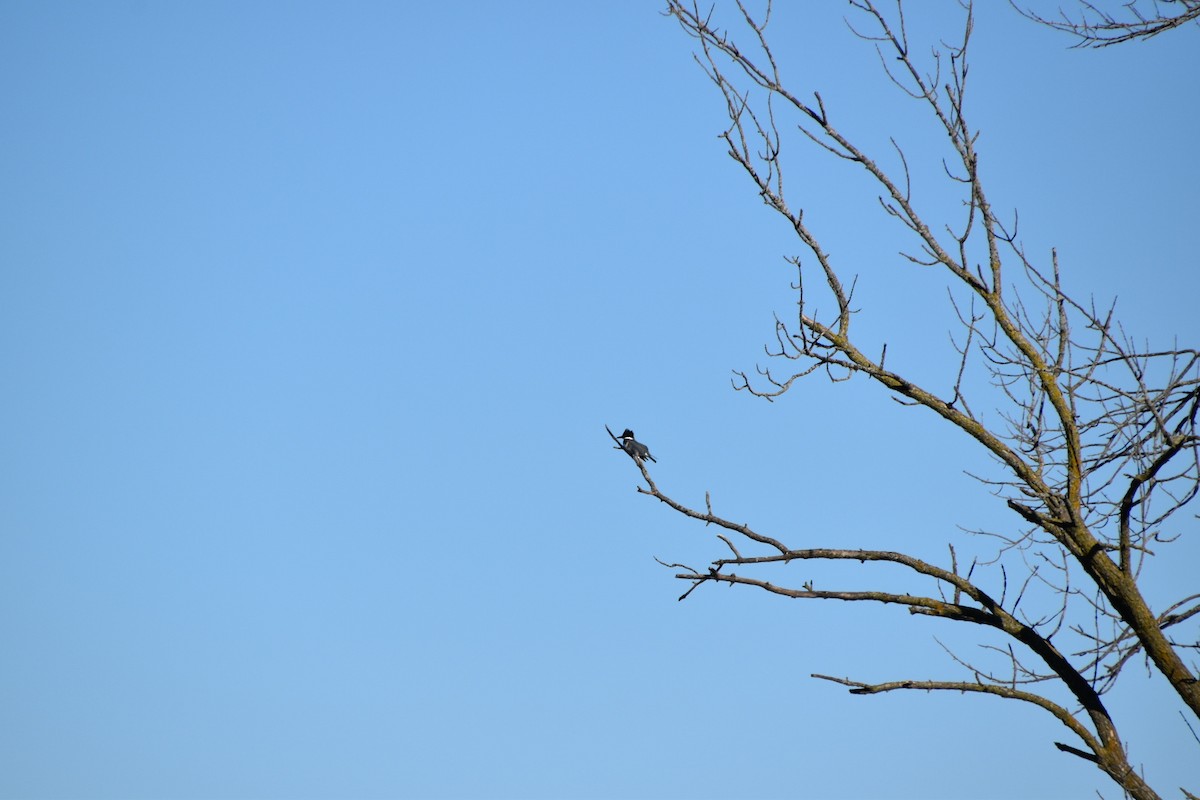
[2,2,1197,798]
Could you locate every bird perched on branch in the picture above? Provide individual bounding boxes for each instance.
[619,429,656,463]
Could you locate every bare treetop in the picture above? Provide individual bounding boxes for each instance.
[614,3,1200,798]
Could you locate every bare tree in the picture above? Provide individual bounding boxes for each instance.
[613,2,1200,798]
[1016,0,1200,47]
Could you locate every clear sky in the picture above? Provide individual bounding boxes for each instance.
[2,2,1197,799]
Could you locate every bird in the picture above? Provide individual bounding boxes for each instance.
[620,429,656,463]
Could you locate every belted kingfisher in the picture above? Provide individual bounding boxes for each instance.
[620,429,656,463]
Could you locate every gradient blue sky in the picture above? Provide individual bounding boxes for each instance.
[2,3,1198,798]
